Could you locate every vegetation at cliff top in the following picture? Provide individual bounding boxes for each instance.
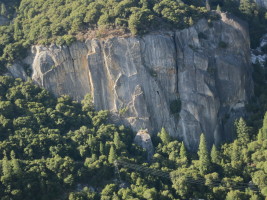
[0,75,266,199]
[0,0,213,73]
[0,0,267,199]
[0,0,266,72]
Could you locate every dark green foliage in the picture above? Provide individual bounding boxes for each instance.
[235,118,250,145]
[158,127,171,145]
[258,112,267,140]
[246,62,267,130]
[198,32,208,40]
[0,1,266,198]
[0,3,7,17]
[211,144,220,164]
[148,68,157,77]
[216,4,221,12]
[198,134,211,175]
[108,145,116,164]
[0,76,267,199]
[170,99,181,115]
[0,0,213,72]
[0,76,136,199]
[218,41,228,48]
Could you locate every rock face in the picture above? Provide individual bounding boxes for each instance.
[9,13,253,150]
[251,34,267,67]
[0,16,9,26]
[134,129,154,160]
[254,0,267,8]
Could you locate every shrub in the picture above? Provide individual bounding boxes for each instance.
[148,68,157,77]
[170,99,181,115]
[198,32,208,40]
[218,41,228,48]
[62,35,76,46]
[207,65,216,76]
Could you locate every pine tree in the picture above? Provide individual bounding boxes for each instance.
[114,132,122,150]
[231,140,240,163]
[99,142,105,155]
[81,94,94,112]
[108,145,116,164]
[189,17,194,26]
[258,129,263,141]
[179,142,188,166]
[211,144,220,164]
[180,142,187,159]
[1,153,12,185]
[91,153,97,162]
[12,159,22,176]
[2,153,12,177]
[11,152,22,176]
[0,3,7,17]
[198,133,210,174]
[159,127,170,145]
[235,118,250,145]
[10,150,16,160]
[258,112,267,140]
[216,4,221,12]
[88,135,93,146]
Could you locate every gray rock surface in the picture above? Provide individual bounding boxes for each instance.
[0,16,9,26]
[251,34,267,67]
[7,64,28,81]
[134,129,154,160]
[254,0,267,8]
[9,13,253,150]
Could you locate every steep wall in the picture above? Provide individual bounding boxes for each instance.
[8,13,253,150]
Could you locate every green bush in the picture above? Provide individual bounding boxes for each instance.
[148,68,157,77]
[62,35,76,46]
[218,41,228,48]
[170,99,181,115]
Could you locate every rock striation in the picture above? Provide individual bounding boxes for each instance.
[8,13,253,150]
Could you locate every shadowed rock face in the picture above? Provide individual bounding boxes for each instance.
[134,129,154,160]
[9,13,253,150]
[0,16,9,26]
[254,0,267,8]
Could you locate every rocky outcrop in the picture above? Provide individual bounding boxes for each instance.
[251,34,267,66]
[8,13,253,150]
[134,129,154,160]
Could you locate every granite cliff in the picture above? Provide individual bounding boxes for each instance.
[8,13,253,150]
